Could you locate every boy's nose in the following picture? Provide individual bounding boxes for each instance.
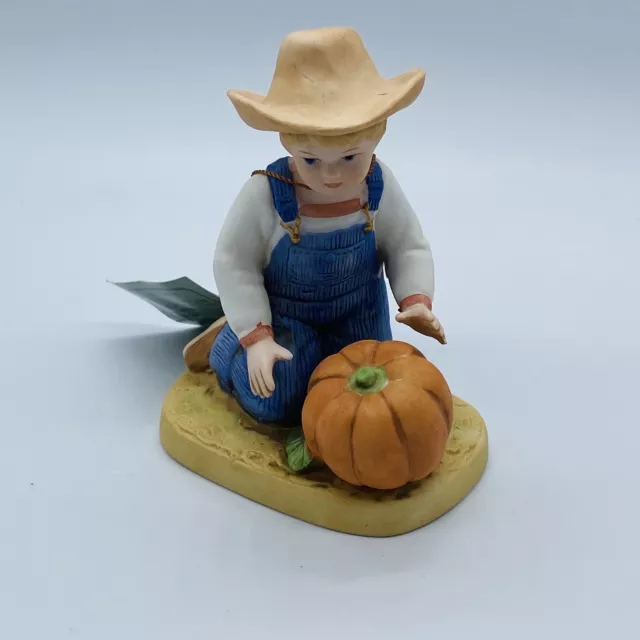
[322,163,341,179]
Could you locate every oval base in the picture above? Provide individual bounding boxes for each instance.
[160,371,489,537]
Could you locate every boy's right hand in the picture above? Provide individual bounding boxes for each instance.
[246,337,293,398]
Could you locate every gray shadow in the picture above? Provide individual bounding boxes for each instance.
[87,323,203,425]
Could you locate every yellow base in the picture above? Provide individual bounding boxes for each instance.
[160,371,489,537]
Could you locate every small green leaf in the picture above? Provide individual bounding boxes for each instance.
[285,430,313,472]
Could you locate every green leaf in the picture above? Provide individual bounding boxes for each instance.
[285,430,313,472]
[109,277,224,326]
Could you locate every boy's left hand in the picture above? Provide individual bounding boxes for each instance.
[395,303,447,344]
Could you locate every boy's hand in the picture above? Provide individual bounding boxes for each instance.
[396,303,446,344]
[246,337,293,398]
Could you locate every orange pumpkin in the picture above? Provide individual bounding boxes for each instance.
[302,339,454,490]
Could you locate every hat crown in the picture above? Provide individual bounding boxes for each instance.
[265,27,379,106]
[226,26,425,135]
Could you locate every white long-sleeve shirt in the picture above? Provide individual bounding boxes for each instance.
[213,158,435,339]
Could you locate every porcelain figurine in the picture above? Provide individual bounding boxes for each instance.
[185,27,445,424]
[114,27,488,536]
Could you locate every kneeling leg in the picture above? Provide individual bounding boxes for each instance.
[210,317,321,425]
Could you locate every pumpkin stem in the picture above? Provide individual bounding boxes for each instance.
[349,366,388,394]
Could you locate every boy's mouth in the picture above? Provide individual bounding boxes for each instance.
[324,182,343,188]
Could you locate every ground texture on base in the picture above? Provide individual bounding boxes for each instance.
[160,371,488,537]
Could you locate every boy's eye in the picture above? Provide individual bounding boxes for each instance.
[343,154,356,161]
[303,158,316,165]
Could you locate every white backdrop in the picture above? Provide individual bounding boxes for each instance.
[1,1,638,638]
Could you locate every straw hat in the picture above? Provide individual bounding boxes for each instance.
[227,27,425,135]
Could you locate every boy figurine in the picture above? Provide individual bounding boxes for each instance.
[184,26,445,426]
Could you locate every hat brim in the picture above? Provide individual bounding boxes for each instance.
[227,69,425,135]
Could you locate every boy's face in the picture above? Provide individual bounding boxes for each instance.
[282,136,380,196]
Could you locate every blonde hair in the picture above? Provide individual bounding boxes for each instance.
[279,120,387,148]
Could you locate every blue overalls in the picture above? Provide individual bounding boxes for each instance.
[210,157,393,425]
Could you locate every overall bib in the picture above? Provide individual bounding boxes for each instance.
[211,157,393,425]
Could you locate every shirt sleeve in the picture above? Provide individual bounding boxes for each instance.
[213,175,275,339]
[374,161,436,308]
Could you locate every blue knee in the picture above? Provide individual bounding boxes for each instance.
[231,355,307,425]
[209,318,321,425]
[209,323,241,393]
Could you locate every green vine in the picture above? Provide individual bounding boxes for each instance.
[285,429,314,472]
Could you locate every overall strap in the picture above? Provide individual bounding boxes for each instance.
[256,157,300,225]
[251,158,302,243]
[365,159,384,211]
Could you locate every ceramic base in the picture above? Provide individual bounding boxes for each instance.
[160,371,489,537]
